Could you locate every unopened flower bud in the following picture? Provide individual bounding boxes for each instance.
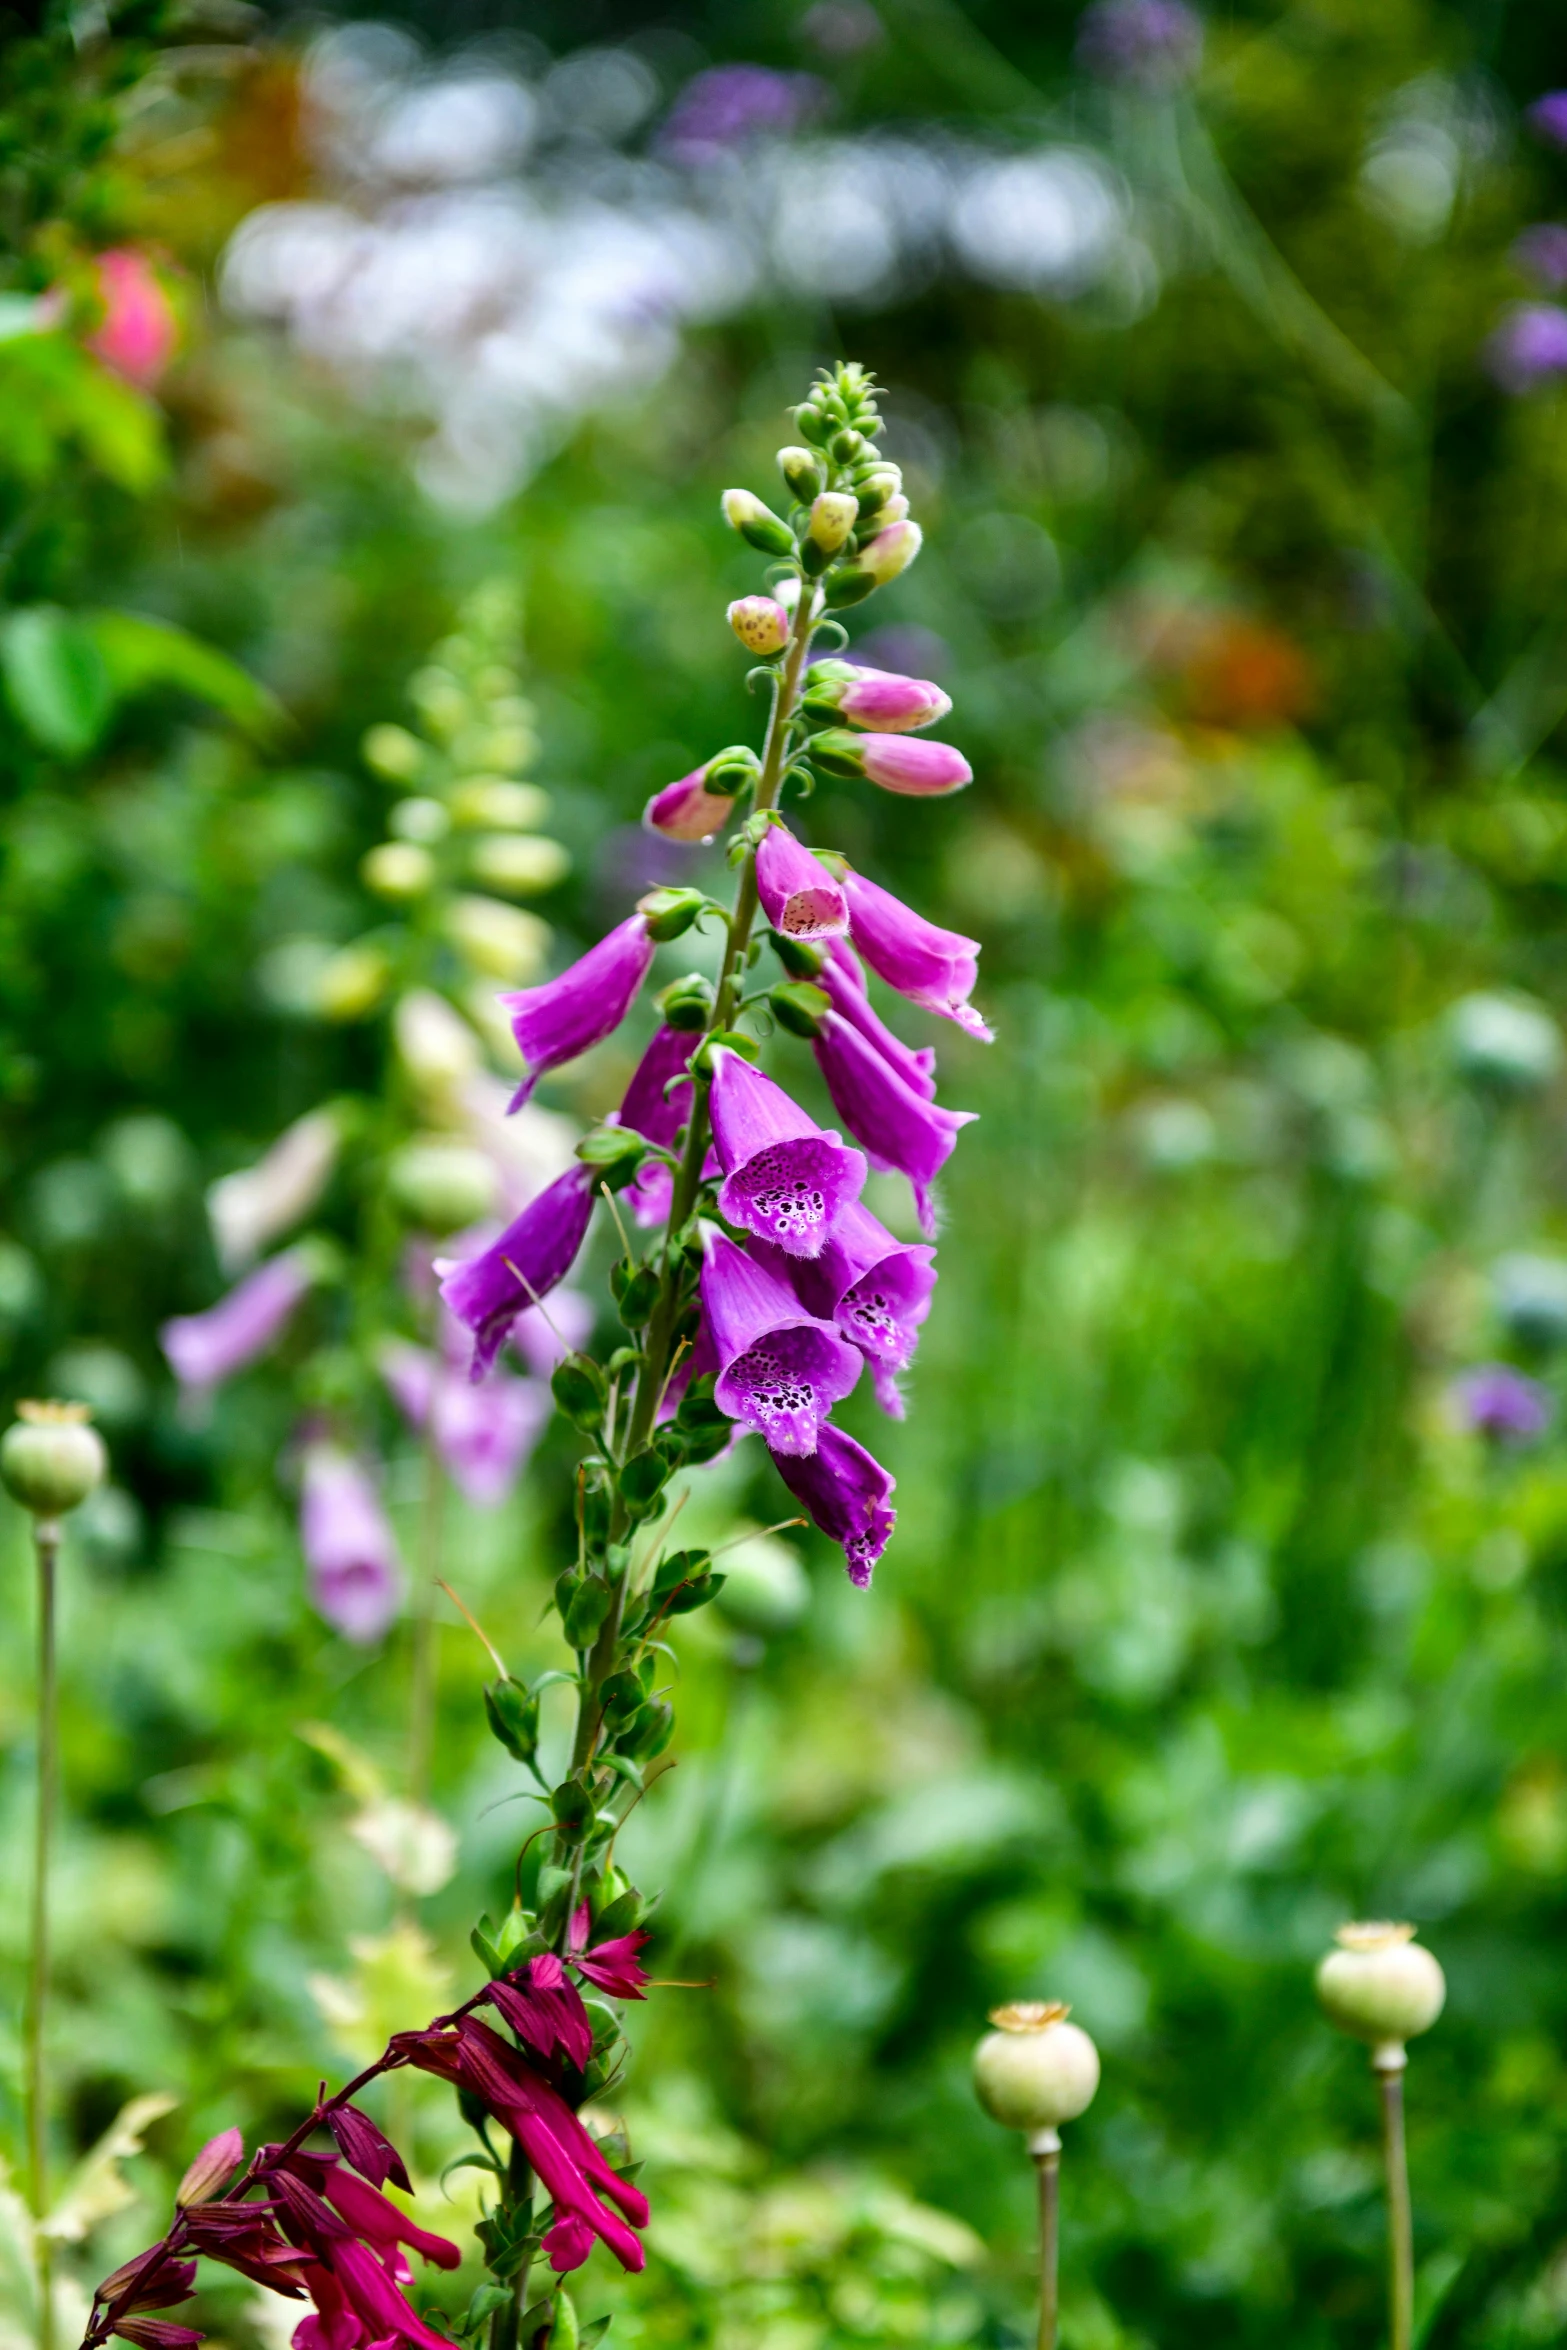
[1315,1923,1445,2059]
[721,488,795,558]
[809,729,972,796]
[855,468,902,518]
[973,2002,1100,2138]
[656,973,716,1031]
[778,446,825,501]
[317,941,392,1020]
[362,723,426,783]
[805,662,951,734]
[728,597,792,656]
[874,493,911,525]
[831,428,866,464]
[450,778,551,829]
[795,405,832,448]
[854,518,923,587]
[362,841,436,902]
[645,766,737,843]
[176,2127,244,2209]
[389,796,450,844]
[387,1138,498,1233]
[446,896,548,981]
[470,835,572,897]
[1,1401,107,1519]
[807,492,859,555]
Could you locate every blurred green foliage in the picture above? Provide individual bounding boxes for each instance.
[14,2,1567,2348]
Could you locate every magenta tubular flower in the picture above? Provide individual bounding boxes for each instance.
[860,734,972,796]
[756,823,849,940]
[160,1246,313,1391]
[299,1447,404,1645]
[644,767,736,843]
[812,1009,975,1239]
[327,2238,456,2349]
[613,1023,697,1228]
[500,915,655,1106]
[438,1163,596,1377]
[319,2165,461,2271]
[819,664,952,733]
[701,1232,861,1454]
[484,1953,594,2069]
[820,941,936,1100]
[568,1906,653,1998]
[771,1423,896,1586]
[843,867,993,1039]
[764,1197,936,1416]
[708,1047,866,1257]
[379,1337,549,1505]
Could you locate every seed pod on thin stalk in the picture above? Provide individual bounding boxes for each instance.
[1316,1923,1446,2350]
[973,2001,1099,2350]
[1,1399,107,2350]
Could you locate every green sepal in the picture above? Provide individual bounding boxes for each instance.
[470,1920,504,1974]
[599,1754,644,1796]
[770,930,825,980]
[599,1669,645,1726]
[550,1778,593,1829]
[805,726,868,777]
[664,1571,727,1615]
[622,1700,675,1760]
[576,1126,650,1189]
[638,885,707,942]
[563,1575,613,1647]
[823,568,878,611]
[656,972,715,1031]
[770,981,830,1039]
[694,1031,761,1074]
[615,1262,661,1328]
[619,1447,670,1514]
[536,1862,574,1910]
[592,1887,645,1939]
[704,744,763,793]
[484,1676,540,1763]
[653,1546,714,1592]
[552,1357,607,1431]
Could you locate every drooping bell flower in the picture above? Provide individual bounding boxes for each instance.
[812,1010,975,1240]
[160,1245,315,1393]
[317,2164,461,2271]
[379,1334,549,1505]
[567,1903,653,1998]
[755,823,849,940]
[842,867,993,1040]
[612,1023,697,1229]
[819,941,936,1100]
[807,661,951,733]
[762,1197,936,1416]
[701,1233,861,1455]
[707,1047,866,1258]
[770,1423,896,1586]
[438,1163,596,1378]
[299,1447,404,1645]
[500,916,654,1106]
[644,766,736,843]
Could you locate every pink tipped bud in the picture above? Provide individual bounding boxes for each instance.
[860,735,972,797]
[177,2125,245,2207]
[728,596,792,656]
[721,488,795,557]
[807,492,859,554]
[645,767,737,843]
[856,518,923,587]
[809,663,951,734]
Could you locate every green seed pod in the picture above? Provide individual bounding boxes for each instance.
[1,1402,107,1520]
[1315,1923,1445,2054]
[778,445,825,501]
[973,2002,1100,2138]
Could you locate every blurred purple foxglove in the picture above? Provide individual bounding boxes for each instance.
[299,1447,404,1645]
[500,915,654,1106]
[644,767,736,843]
[771,1422,895,1585]
[160,1245,314,1393]
[761,1197,936,1416]
[438,1163,596,1378]
[811,663,951,733]
[1454,1362,1551,1442]
[708,1046,866,1257]
[701,1231,861,1454]
[1485,303,1567,394]
[843,868,993,1039]
[379,1334,549,1505]
[1529,93,1567,149]
[812,1009,975,1239]
[613,1023,698,1228]
[820,941,936,1100]
[756,823,849,940]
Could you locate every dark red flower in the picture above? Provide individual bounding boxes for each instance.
[568,1904,651,2000]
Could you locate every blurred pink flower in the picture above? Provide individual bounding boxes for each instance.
[86,248,178,387]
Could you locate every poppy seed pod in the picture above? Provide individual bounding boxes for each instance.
[973,2002,1100,2137]
[1,1401,107,1519]
[1315,1923,1445,2055]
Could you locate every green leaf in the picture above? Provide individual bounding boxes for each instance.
[0,608,111,756]
[85,609,283,738]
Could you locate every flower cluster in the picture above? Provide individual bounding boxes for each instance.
[79,1914,652,2348]
[441,361,984,1585]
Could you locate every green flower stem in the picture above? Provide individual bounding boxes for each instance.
[1032,2134,1060,2350]
[566,581,819,1785]
[26,1517,59,2350]
[1376,2051,1413,2350]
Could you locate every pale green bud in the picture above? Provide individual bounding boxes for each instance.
[721,488,796,558]
[807,492,859,555]
[778,446,824,502]
[389,796,451,844]
[447,895,549,981]
[450,778,551,830]
[362,842,436,902]
[362,723,426,783]
[470,835,572,897]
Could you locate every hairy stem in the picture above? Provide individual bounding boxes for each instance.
[1377,2054,1413,2350]
[27,1518,58,2350]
